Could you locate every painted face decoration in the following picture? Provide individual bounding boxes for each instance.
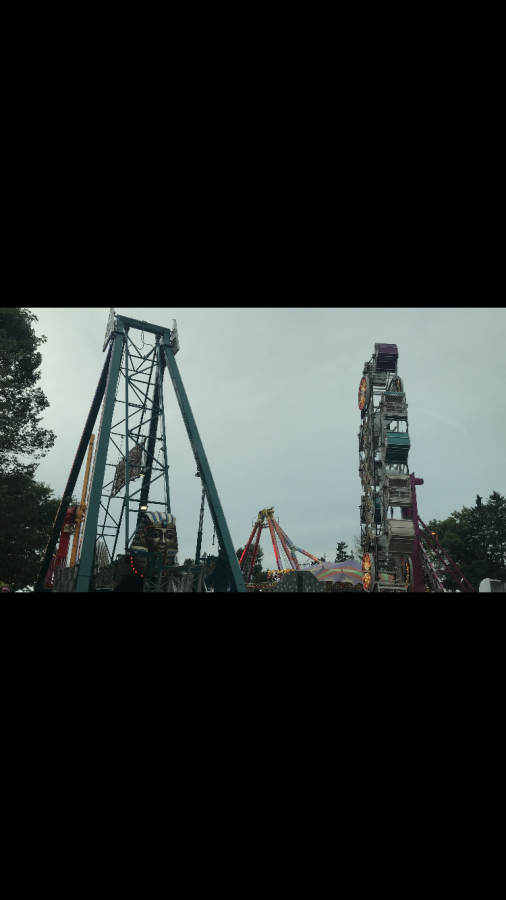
[129,512,178,569]
[142,523,178,562]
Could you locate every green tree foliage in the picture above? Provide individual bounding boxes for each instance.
[0,467,78,591]
[183,558,195,566]
[236,544,266,583]
[335,541,349,562]
[0,308,55,476]
[426,492,506,591]
[0,309,60,590]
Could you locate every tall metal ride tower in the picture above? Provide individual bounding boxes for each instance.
[358,343,475,592]
[34,310,246,592]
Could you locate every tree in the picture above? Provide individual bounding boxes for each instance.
[486,491,506,576]
[183,558,195,567]
[0,309,60,591]
[426,492,506,591]
[335,541,349,563]
[0,466,78,591]
[0,308,55,476]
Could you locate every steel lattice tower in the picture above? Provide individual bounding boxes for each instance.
[34,310,246,593]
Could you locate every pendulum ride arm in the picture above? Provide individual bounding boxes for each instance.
[241,527,261,579]
[276,524,301,569]
[34,344,114,591]
[240,525,258,569]
[267,516,283,571]
[161,333,246,592]
[246,526,262,584]
[291,545,321,564]
[272,519,300,570]
[240,511,266,573]
[273,521,320,565]
[274,521,320,565]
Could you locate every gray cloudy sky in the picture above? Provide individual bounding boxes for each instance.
[27,307,506,572]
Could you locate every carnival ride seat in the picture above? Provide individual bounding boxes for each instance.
[384,473,411,506]
[383,432,410,463]
[386,519,415,554]
[374,343,398,373]
[381,392,408,421]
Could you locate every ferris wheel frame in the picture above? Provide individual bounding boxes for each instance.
[358,346,415,592]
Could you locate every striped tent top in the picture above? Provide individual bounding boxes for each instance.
[305,559,363,585]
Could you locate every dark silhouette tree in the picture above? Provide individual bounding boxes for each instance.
[0,478,78,592]
[335,541,349,563]
[0,308,59,590]
[0,308,55,476]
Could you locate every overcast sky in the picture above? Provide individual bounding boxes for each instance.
[27,307,506,573]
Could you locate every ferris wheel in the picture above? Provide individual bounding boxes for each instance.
[358,344,415,592]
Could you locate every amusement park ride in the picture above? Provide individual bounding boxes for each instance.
[34,310,246,592]
[31,317,478,594]
[239,507,322,584]
[358,344,476,592]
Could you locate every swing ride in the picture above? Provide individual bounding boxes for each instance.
[34,309,246,593]
[238,507,323,584]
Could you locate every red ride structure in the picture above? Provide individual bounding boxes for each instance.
[44,506,77,589]
[239,507,322,584]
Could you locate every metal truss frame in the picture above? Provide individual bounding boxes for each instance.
[34,311,246,592]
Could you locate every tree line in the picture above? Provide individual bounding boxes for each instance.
[426,493,506,590]
[0,308,63,591]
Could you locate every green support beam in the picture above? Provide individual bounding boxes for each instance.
[75,324,125,592]
[43,312,243,593]
[161,333,246,593]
